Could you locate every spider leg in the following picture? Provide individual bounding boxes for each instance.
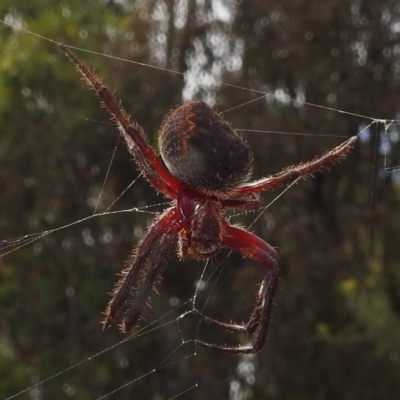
[194,225,279,353]
[235,135,357,195]
[103,207,184,332]
[121,229,177,332]
[60,45,180,198]
[219,193,261,210]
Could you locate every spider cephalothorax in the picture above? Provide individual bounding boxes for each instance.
[61,44,356,353]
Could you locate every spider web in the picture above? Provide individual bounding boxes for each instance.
[1,11,400,400]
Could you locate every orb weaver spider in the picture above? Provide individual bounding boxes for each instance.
[61,44,356,353]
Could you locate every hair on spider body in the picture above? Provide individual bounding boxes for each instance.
[179,199,225,260]
[159,101,252,195]
[60,44,356,353]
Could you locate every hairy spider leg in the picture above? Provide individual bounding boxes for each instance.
[103,208,185,331]
[121,229,178,332]
[194,225,279,353]
[60,45,181,198]
[219,195,261,210]
[236,135,357,195]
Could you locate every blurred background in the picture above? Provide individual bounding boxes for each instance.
[1,1,400,399]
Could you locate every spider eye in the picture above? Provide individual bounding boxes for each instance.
[159,101,252,194]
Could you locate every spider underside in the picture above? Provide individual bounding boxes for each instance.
[61,44,356,353]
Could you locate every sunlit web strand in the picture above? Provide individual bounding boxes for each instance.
[0,203,168,258]
[95,354,198,400]
[4,300,195,400]
[59,43,383,122]
[0,18,392,123]
[93,134,122,214]
[237,129,351,138]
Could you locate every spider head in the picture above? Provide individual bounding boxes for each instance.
[159,101,252,195]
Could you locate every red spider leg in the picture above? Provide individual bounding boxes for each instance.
[236,135,357,195]
[60,45,181,198]
[103,207,185,331]
[175,188,261,212]
[194,225,279,353]
[122,228,178,332]
[219,195,261,210]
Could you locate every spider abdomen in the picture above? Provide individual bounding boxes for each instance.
[159,101,252,194]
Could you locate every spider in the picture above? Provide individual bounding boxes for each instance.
[60,45,356,353]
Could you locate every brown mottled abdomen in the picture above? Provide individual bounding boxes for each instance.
[159,101,252,194]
